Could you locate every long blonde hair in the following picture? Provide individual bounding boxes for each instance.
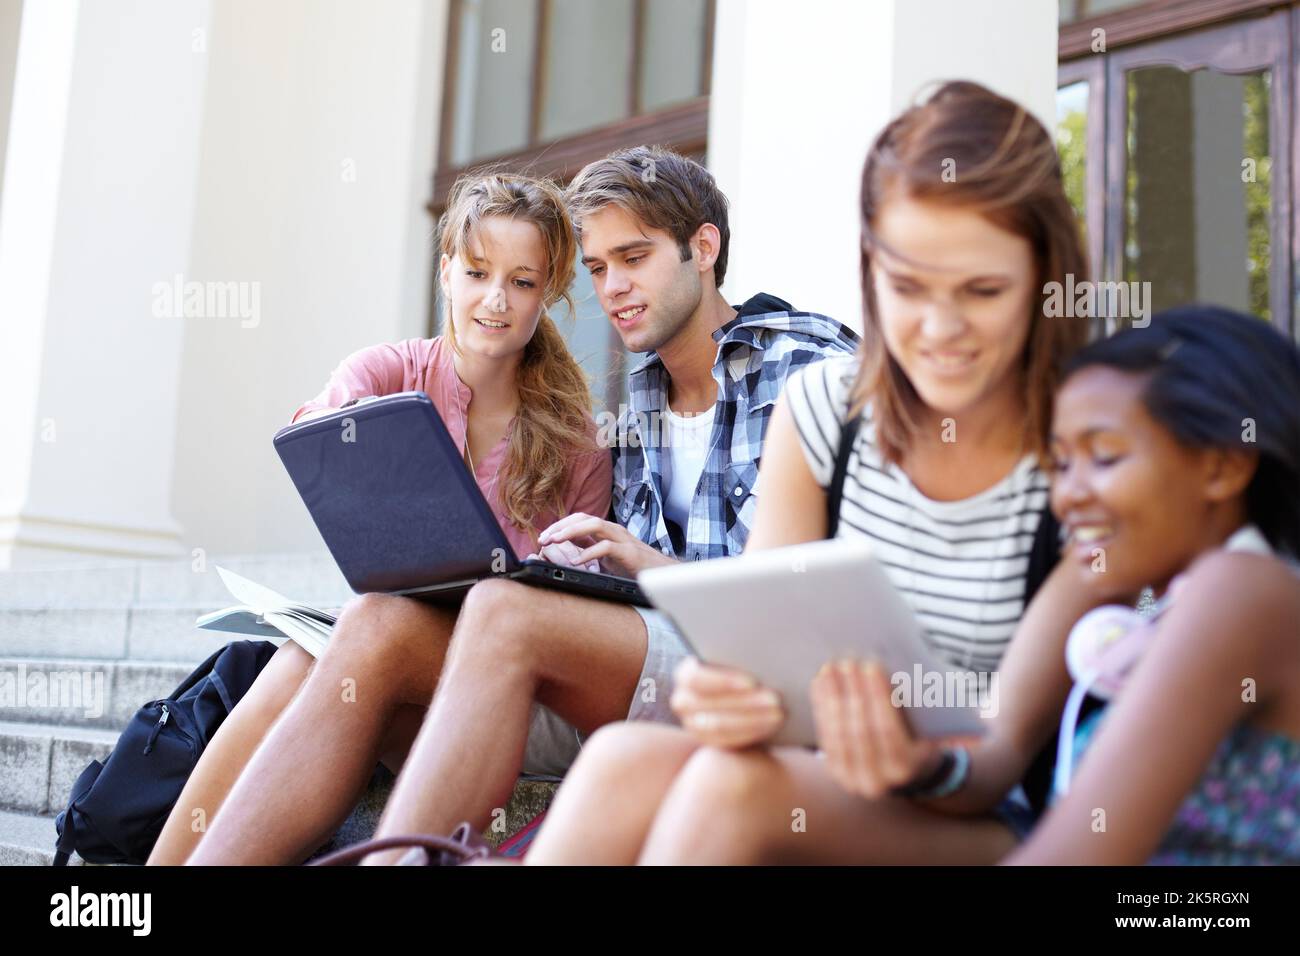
[438,172,597,531]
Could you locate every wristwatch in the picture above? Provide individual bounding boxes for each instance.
[892,745,971,799]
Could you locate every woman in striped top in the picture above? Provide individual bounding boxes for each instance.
[526,81,1098,865]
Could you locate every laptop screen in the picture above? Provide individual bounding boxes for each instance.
[273,392,515,594]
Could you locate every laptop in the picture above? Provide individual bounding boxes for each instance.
[273,391,649,607]
[638,539,990,745]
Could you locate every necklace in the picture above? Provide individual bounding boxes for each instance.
[459,403,505,510]
[463,432,477,475]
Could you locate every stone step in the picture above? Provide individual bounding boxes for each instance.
[0,542,559,865]
[0,605,300,662]
[0,553,351,665]
[0,808,85,866]
[0,553,353,610]
[0,656,195,730]
[0,719,121,816]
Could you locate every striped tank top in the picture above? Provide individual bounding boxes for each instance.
[785,356,1051,673]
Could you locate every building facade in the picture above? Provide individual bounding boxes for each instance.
[0,0,1293,566]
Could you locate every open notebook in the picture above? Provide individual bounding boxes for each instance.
[195,566,339,659]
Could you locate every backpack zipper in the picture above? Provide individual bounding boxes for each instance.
[143,704,170,755]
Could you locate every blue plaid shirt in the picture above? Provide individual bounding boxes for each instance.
[608,293,858,561]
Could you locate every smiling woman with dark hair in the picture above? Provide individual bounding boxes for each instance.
[1005,305,1300,864]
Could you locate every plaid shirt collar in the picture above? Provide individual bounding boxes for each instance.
[610,293,858,561]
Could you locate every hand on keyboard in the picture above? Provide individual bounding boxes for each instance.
[527,539,600,573]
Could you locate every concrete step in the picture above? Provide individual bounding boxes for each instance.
[0,808,85,866]
[0,719,121,815]
[0,656,195,730]
[0,552,353,611]
[0,553,348,665]
[0,552,558,866]
[0,605,300,662]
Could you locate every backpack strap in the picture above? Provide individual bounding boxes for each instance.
[53,828,75,867]
[52,759,104,866]
[1023,502,1061,605]
[825,414,862,539]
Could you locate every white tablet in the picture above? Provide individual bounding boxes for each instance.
[638,538,992,747]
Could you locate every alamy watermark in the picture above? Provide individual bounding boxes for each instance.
[151,274,261,328]
[596,406,713,449]
[50,886,151,936]
[0,664,106,719]
[890,664,999,719]
[1043,274,1151,328]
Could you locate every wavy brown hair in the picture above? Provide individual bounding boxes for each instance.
[565,145,731,288]
[854,80,1089,464]
[438,172,597,532]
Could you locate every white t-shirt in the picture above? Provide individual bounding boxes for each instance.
[785,356,1051,673]
[660,402,717,533]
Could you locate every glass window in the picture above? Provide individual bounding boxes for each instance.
[1055,80,1089,243]
[1059,0,1158,25]
[539,0,635,142]
[640,0,708,112]
[443,0,712,169]
[448,0,539,166]
[1123,66,1272,320]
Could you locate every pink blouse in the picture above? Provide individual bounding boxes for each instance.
[291,336,612,560]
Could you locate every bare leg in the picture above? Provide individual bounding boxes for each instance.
[639,745,1018,865]
[149,640,429,866]
[364,579,649,864]
[186,593,456,865]
[526,723,699,865]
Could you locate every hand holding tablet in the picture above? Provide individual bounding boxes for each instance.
[639,538,993,748]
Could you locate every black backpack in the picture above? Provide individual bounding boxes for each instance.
[53,639,278,866]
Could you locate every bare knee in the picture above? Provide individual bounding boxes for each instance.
[235,640,313,719]
[567,723,695,791]
[327,592,448,691]
[459,578,532,632]
[271,636,313,674]
[453,578,540,670]
[670,747,786,840]
[537,724,693,854]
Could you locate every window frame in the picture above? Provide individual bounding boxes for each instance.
[429,0,715,216]
[1059,0,1280,58]
[1059,1,1296,336]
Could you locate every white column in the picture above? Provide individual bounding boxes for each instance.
[708,0,1059,333]
[166,0,443,558]
[0,0,211,566]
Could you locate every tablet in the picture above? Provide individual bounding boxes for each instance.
[638,538,992,746]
